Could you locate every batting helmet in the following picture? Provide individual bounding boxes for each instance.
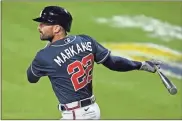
[33,6,73,32]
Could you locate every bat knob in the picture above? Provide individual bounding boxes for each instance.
[169,88,177,95]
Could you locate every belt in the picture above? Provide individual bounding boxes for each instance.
[59,95,96,111]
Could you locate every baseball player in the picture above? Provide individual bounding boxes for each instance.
[27,6,161,120]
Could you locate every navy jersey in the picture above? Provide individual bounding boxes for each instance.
[27,35,110,104]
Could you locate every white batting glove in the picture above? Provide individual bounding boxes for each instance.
[139,59,162,73]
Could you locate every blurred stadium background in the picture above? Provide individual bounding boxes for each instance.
[2,1,182,119]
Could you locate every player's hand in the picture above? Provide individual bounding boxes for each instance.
[139,59,162,73]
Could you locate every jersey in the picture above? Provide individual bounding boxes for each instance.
[27,35,110,104]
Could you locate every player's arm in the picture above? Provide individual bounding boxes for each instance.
[27,65,40,83]
[90,36,161,73]
[27,52,47,83]
[91,37,139,70]
[102,55,162,72]
[102,55,142,71]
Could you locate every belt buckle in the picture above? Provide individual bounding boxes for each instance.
[80,96,95,107]
[91,96,95,104]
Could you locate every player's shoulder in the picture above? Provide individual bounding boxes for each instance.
[34,46,50,61]
[37,42,51,54]
[35,49,44,60]
[76,34,95,41]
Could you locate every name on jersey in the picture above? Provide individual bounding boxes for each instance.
[54,42,92,66]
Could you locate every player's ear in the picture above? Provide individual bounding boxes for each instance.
[53,25,61,33]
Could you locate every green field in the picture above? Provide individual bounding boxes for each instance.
[2,1,182,120]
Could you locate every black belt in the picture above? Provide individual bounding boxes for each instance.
[59,96,96,111]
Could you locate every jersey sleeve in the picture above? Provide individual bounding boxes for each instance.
[93,41,110,64]
[27,51,48,83]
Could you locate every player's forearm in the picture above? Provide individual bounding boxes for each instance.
[27,66,40,83]
[102,55,142,72]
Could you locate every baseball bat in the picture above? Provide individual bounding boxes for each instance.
[155,66,177,95]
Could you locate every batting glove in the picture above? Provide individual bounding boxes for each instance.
[139,59,162,73]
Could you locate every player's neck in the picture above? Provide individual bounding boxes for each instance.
[51,34,67,43]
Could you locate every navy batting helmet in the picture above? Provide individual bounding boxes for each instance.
[33,6,73,32]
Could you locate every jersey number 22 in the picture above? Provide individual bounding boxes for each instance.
[67,53,94,91]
